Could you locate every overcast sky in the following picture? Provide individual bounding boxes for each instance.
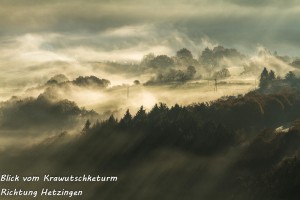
[0,0,299,63]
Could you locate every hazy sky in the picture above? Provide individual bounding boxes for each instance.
[0,0,300,62]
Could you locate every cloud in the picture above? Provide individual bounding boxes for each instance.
[0,0,299,101]
[0,0,299,58]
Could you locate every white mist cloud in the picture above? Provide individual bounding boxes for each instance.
[250,46,296,75]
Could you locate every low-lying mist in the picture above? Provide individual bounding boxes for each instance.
[0,43,299,151]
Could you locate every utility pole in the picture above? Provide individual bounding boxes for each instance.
[214,78,218,92]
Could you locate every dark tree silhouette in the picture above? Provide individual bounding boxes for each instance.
[213,68,231,79]
[133,80,140,85]
[176,48,193,60]
[73,76,111,88]
[186,66,196,79]
[285,71,296,81]
[133,106,147,127]
[119,109,132,128]
[148,55,174,69]
[107,115,118,126]
[140,53,155,67]
[200,47,216,68]
[82,119,91,133]
[259,67,269,89]
[269,70,276,80]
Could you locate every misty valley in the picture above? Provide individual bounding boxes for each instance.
[1,46,300,200]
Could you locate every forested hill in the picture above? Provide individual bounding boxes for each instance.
[85,69,300,153]
[2,70,300,200]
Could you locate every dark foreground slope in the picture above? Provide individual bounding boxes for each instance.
[1,80,300,200]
